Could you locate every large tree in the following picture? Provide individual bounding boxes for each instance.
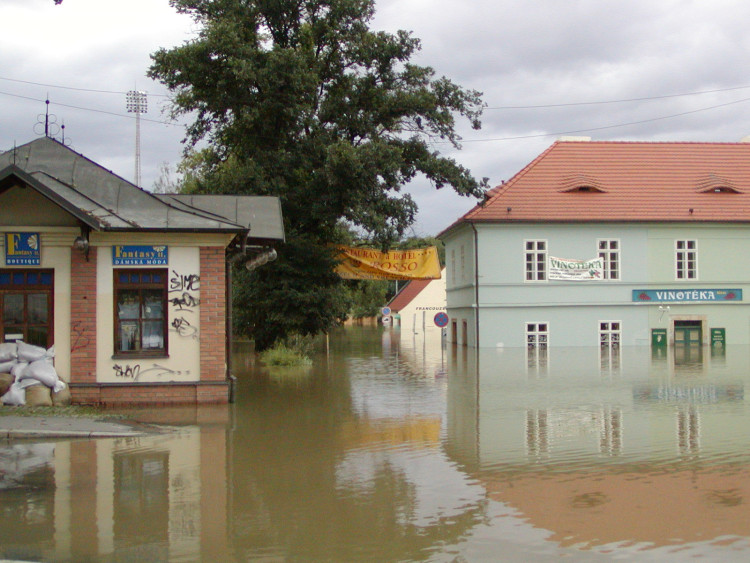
[149,0,487,349]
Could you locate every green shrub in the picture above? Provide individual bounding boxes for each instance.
[259,338,313,367]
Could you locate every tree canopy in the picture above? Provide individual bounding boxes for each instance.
[149,0,486,348]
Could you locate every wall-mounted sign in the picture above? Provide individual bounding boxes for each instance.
[113,245,168,266]
[633,289,742,302]
[5,233,40,265]
[548,256,603,281]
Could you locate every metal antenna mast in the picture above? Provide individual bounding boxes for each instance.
[126,90,147,186]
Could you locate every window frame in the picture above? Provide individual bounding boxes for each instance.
[526,322,549,348]
[0,269,55,348]
[675,239,698,280]
[113,268,168,358]
[599,320,621,347]
[524,240,547,282]
[597,239,620,281]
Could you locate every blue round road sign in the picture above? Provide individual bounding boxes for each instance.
[434,312,449,328]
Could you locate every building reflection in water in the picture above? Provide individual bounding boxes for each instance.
[0,408,232,562]
[6,331,750,559]
[446,343,750,550]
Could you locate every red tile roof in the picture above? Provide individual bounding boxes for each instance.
[387,279,432,312]
[445,140,750,232]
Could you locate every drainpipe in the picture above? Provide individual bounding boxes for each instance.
[470,222,480,348]
[226,257,236,403]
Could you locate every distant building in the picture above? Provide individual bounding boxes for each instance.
[387,268,446,334]
[440,139,750,350]
[0,137,284,404]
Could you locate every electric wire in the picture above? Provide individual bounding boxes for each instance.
[2,74,750,139]
[0,76,170,97]
[0,90,182,127]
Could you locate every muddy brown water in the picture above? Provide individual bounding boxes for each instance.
[2,326,750,561]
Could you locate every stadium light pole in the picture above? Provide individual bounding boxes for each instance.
[126,90,147,186]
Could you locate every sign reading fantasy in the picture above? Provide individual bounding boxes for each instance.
[548,256,603,281]
[113,245,168,266]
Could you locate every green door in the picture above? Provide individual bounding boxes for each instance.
[674,320,702,345]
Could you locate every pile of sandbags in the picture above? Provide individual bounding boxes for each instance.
[0,341,70,407]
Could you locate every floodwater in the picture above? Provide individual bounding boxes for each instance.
[3,327,750,561]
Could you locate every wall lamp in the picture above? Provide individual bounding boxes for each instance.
[245,248,278,271]
[73,233,90,261]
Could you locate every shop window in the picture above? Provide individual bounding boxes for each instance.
[676,240,697,280]
[526,322,548,374]
[599,321,621,347]
[600,321,621,375]
[525,240,547,281]
[114,269,167,356]
[526,322,548,348]
[597,239,620,280]
[0,269,54,347]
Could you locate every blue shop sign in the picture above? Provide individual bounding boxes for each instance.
[113,245,168,266]
[5,233,40,265]
[633,289,742,302]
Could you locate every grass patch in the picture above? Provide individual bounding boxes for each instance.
[0,405,126,419]
[259,334,315,367]
[260,343,313,367]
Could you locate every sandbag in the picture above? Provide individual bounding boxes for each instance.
[0,343,16,363]
[17,341,54,363]
[53,379,66,394]
[52,383,71,406]
[0,360,15,373]
[19,359,59,388]
[0,373,13,397]
[25,385,52,407]
[1,382,26,406]
[10,362,28,379]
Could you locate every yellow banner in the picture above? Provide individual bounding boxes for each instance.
[335,245,441,280]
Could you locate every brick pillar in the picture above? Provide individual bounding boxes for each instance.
[70,247,97,383]
[200,247,226,382]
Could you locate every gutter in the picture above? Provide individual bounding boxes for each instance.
[470,222,480,348]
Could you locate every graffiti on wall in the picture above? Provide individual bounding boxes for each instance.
[169,270,200,337]
[171,316,198,339]
[70,320,90,353]
[113,363,188,381]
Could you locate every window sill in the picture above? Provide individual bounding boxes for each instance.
[112,353,169,360]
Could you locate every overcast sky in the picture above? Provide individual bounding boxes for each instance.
[3,0,750,236]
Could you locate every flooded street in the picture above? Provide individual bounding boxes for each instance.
[3,326,750,561]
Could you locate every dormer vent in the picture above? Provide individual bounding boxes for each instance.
[695,173,743,194]
[559,173,607,193]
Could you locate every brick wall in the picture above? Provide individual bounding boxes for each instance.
[70,382,230,405]
[199,247,227,382]
[70,247,97,383]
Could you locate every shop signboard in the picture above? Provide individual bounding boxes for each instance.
[548,256,603,280]
[113,245,168,266]
[633,289,742,302]
[4,233,40,265]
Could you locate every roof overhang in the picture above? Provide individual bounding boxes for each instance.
[0,164,102,230]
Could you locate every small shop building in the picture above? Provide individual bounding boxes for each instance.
[387,268,446,334]
[0,137,284,404]
[440,138,750,350]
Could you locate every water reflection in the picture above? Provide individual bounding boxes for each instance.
[4,328,750,560]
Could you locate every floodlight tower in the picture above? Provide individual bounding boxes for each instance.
[126,90,147,186]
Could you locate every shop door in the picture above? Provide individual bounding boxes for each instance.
[0,270,54,347]
[674,320,702,346]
